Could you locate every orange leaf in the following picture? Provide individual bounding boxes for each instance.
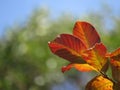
[110,59,120,83]
[111,59,120,69]
[73,21,100,48]
[82,43,108,72]
[62,63,98,73]
[108,48,120,67]
[85,75,113,90]
[108,48,120,82]
[108,48,120,59]
[48,34,87,63]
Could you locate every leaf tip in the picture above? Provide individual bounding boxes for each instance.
[48,41,51,44]
[57,35,61,38]
[61,66,67,73]
[61,65,71,73]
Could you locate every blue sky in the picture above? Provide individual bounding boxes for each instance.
[0,0,120,37]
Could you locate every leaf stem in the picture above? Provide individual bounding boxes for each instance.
[100,71,116,84]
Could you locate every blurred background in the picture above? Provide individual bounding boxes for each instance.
[0,0,120,90]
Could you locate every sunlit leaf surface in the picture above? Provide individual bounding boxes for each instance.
[62,63,97,73]
[85,75,113,90]
[108,48,120,82]
[82,43,108,72]
[48,21,107,73]
[108,48,120,59]
[48,34,87,63]
[73,21,100,48]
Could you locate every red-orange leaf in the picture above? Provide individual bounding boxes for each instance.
[48,34,87,63]
[82,43,108,72]
[73,21,100,48]
[108,48,120,59]
[108,48,120,66]
[110,59,120,83]
[108,48,120,82]
[62,63,97,73]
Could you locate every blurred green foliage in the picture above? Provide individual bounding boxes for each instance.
[0,7,120,90]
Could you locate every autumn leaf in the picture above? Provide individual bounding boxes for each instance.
[107,48,120,58]
[48,34,87,63]
[62,63,97,73]
[48,21,120,89]
[111,60,120,83]
[73,21,100,48]
[82,43,108,72]
[85,75,113,90]
[48,33,99,73]
[108,48,120,82]
[48,21,106,73]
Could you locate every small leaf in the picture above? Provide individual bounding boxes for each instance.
[85,75,113,90]
[73,21,100,48]
[48,34,87,63]
[111,60,120,83]
[108,48,120,82]
[108,48,120,59]
[82,43,108,72]
[62,63,98,73]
